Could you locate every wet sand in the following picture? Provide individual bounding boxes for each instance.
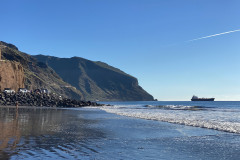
[0,106,240,159]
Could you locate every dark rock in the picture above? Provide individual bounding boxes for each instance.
[0,92,102,108]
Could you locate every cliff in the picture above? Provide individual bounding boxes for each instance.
[0,41,154,101]
[0,41,83,100]
[0,61,24,91]
[33,55,154,101]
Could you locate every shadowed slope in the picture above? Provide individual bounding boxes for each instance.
[34,55,154,101]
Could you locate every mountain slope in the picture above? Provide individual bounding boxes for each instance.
[0,41,83,100]
[34,55,154,101]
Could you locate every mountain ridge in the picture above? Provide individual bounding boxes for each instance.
[0,41,83,100]
[0,41,154,101]
[33,55,154,101]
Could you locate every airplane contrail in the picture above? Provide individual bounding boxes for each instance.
[187,29,240,42]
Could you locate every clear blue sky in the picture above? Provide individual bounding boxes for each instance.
[1,0,240,100]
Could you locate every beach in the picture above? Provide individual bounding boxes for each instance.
[0,105,240,160]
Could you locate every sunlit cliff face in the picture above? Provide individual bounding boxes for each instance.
[0,46,24,91]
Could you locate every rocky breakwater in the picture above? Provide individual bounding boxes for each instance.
[0,92,103,107]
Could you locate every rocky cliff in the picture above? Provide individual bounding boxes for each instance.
[0,41,154,101]
[0,61,24,91]
[34,55,154,101]
[0,41,83,100]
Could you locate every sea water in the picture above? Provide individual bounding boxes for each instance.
[1,102,240,159]
[100,101,240,134]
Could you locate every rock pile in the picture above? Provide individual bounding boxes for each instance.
[0,92,103,107]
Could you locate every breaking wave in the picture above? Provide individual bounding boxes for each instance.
[145,105,208,110]
[100,104,240,134]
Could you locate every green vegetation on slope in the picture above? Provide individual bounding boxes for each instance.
[34,55,154,101]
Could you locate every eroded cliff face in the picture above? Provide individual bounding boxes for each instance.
[0,41,83,100]
[0,61,24,91]
[0,41,154,101]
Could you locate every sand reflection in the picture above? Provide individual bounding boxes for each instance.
[0,108,20,151]
[0,107,104,159]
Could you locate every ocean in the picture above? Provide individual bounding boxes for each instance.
[100,101,240,134]
[0,101,240,159]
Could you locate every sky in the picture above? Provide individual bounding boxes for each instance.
[0,0,240,101]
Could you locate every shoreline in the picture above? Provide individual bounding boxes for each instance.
[0,106,240,159]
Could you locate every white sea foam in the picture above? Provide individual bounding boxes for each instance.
[100,105,240,134]
[147,105,204,110]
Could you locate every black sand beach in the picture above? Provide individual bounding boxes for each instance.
[0,106,240,160]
